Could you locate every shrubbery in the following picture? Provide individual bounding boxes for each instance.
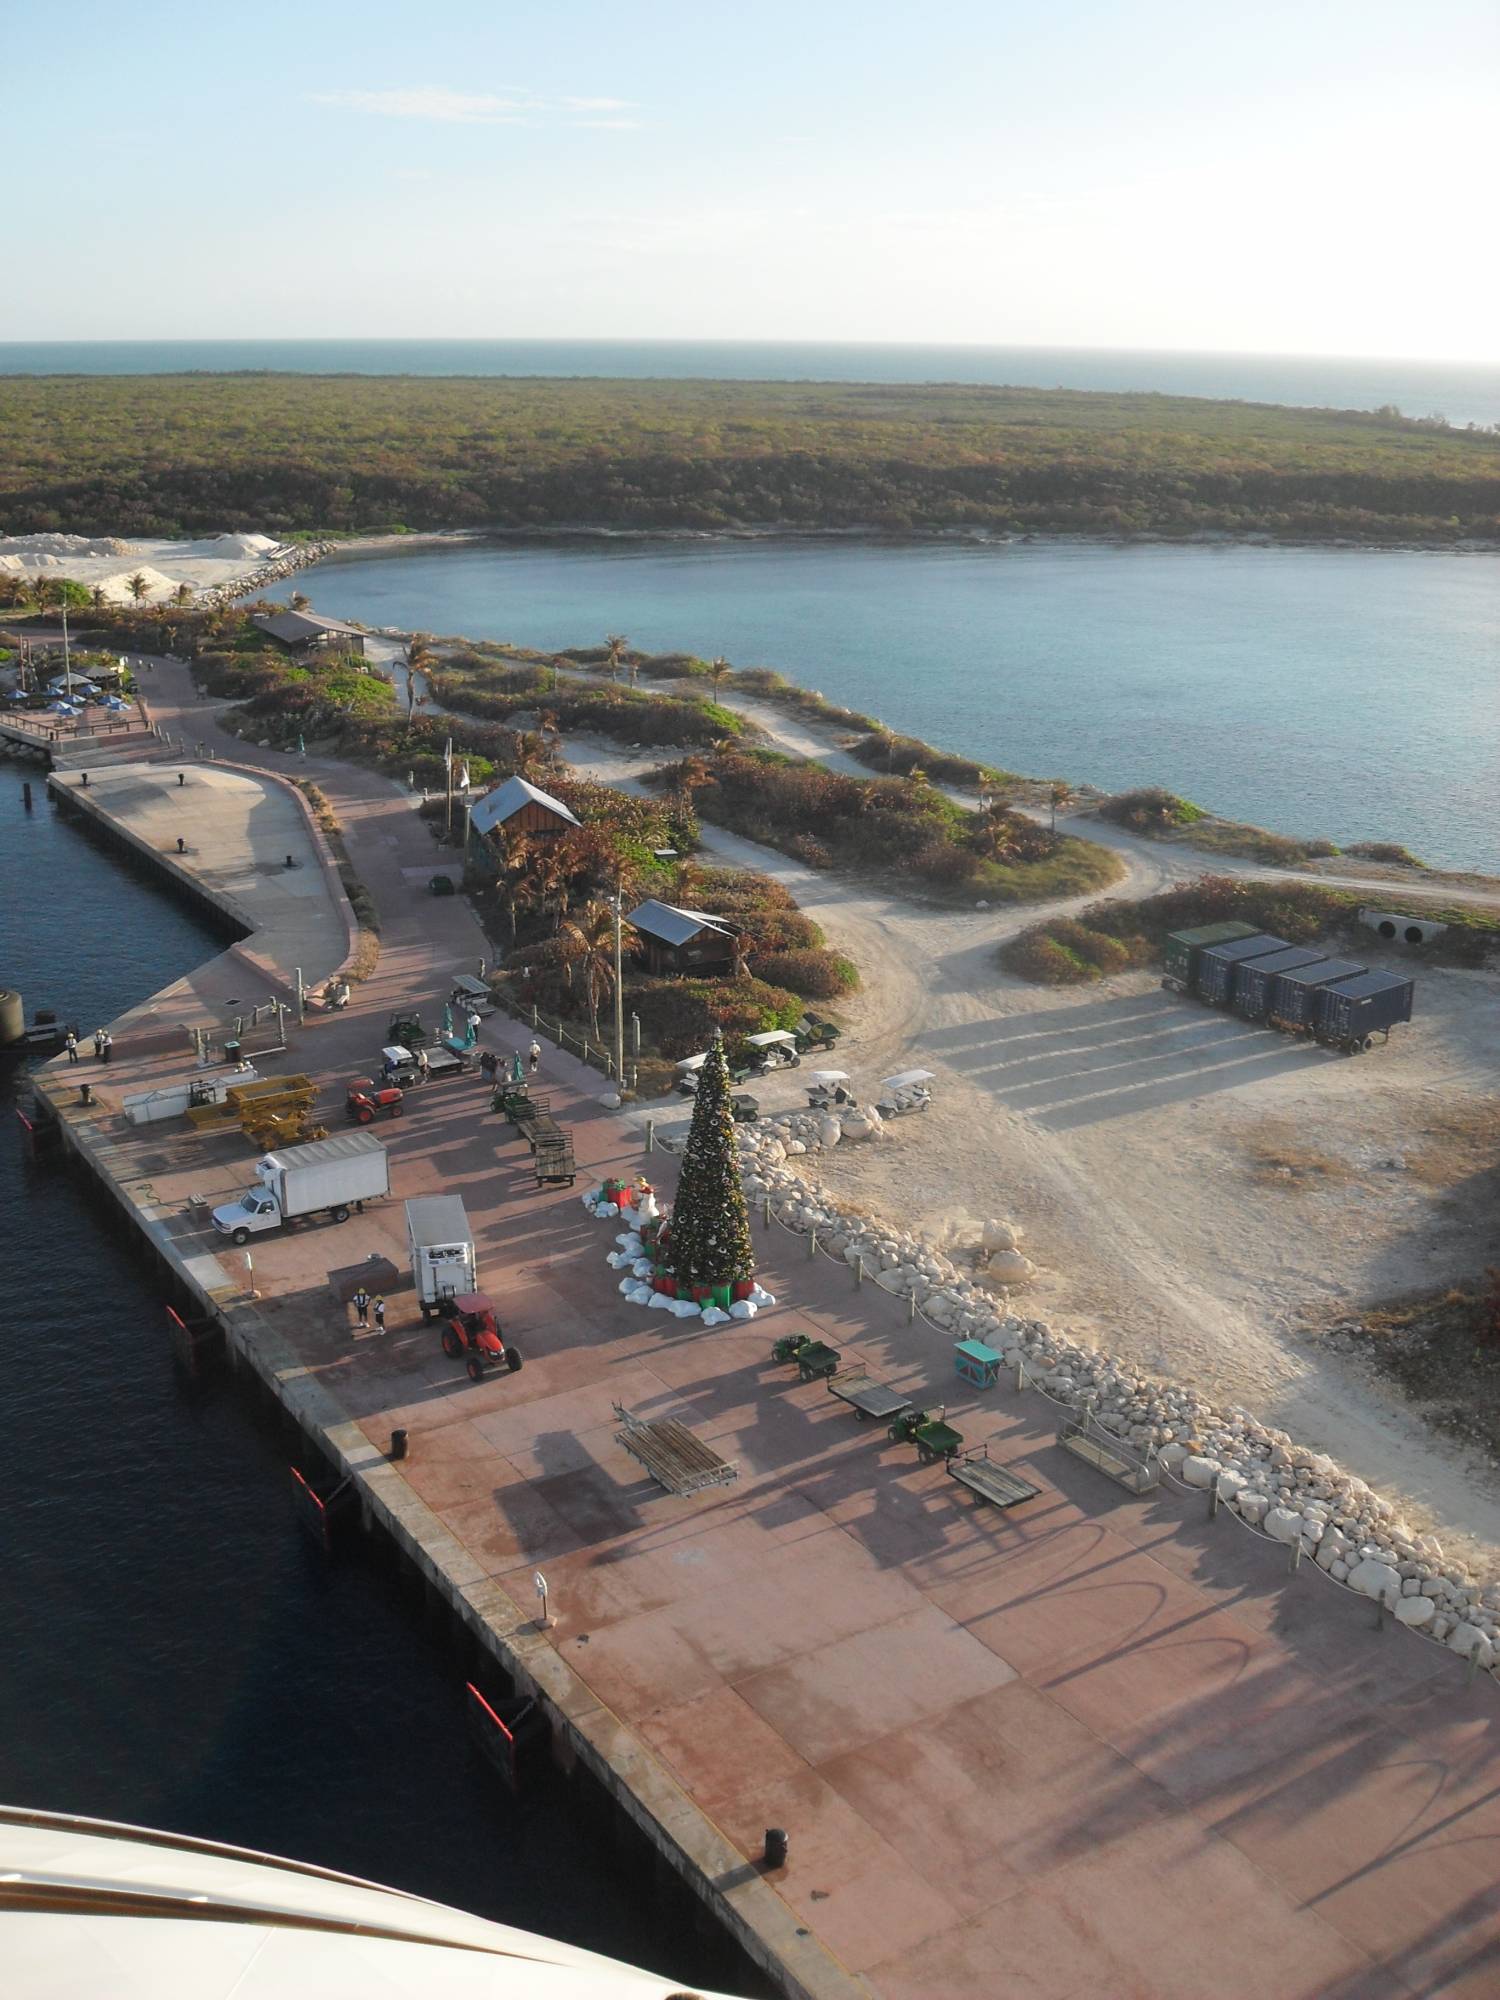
[753,948,859,998]
[1098,787,1205,830]
[630,976,804,1059]
[432,661,744,750]
[848,730,1013,789]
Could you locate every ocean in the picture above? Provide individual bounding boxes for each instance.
[0,777,762,1995]
[278,536,1500,874]
[1,338,1497,428]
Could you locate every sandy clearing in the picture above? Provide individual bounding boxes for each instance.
[556,729,1500,1566]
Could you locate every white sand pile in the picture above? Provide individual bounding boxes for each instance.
[0,532,142,558]
[209,532,280,558]
[91,565,179,604]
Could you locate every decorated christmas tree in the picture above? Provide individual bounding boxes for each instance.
[667,1033,755,1298]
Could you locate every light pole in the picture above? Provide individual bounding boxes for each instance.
[611,887,626,1092]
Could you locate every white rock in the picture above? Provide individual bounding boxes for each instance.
[787,1140,807,1155]
[729,1299,758,1320]
[1180,1455,1220,1490]
[1348,1558,1400,1602]
[1264,1507,1303,1545]
[818,1116,842,1148]
[982,1218,1021,1252]
[699,1307,730,1327]
[1394,1596,1437,1627]
[987,1250,1036,1285]
[648,1291,675,1310]
[670,1298,701,1319]
[1447,1621,1489,1659]
[1236,1492,1271,1526]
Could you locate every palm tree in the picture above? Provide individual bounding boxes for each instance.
[289,590,311,610]
[559,900,633,1039]
[1048,779,1074,832]
[604,632,628,682]
[709,655,730,699]
[173,583,193,610]
[88,584,107,611]
[29,576,59,611]
[126,571,151,608]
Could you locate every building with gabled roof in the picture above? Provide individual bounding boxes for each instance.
[469,774,581,841]
[251,608,367,656]
[626,898,740,977]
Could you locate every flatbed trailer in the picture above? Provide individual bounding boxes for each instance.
[946,1441,1040,1510]
[533,1136,576,1186]
[826,1370,913,1423]
[613,1402,738,1495]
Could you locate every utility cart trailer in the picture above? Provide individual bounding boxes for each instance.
[827,1371,913,1423]
[947,1442,1041,1511]
[613,1402,738,1496]
[533,1136,577,1187]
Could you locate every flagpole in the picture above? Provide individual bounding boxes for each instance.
[444,736,454,841]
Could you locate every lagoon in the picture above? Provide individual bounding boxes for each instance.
[288,537,1500,872]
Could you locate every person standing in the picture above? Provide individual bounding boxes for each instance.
[351,1284,371,1331]
[64,1030,79,1065]
[528,1038,541,1074]
[415,1045,429,1079]
[93,1028,105,1061]
[372,1295,386,1335]
[100,1031,113,1064]
[479,1049,497,1083]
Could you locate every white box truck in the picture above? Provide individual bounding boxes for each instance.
[406,1195,478,1320]
[212,1132,390,1245]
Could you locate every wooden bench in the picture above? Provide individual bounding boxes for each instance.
[1056,1421,1158,1494]
[613,1402,738,1496]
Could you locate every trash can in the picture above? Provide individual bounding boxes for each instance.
[223,1039,242,1065]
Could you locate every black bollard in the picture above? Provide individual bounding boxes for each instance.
[763,1828,788,1869]
[178,771,185,786]
[176,837,186,853]
[21,782,31,809]
[79,1082,93,1107]
[285,854,295,869]
[390,1428,409,1462]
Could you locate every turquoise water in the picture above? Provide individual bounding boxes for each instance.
[285,538,1500,872]
[2,339,1497,426]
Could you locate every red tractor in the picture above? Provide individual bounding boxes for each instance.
[346,1077,404,1125]
[437,1292,524,1383]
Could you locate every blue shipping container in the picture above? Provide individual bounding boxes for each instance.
[1314,970,1416,1050]
[1193,935,1289,1005]
[1270,957,1366,1028]
[1233,946,1328,1021]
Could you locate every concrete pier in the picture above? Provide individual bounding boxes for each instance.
[30,753,1500,2000]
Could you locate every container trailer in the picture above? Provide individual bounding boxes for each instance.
[1232,946,1330,1022]
[1313,969,1416,1052]
[1193,934,1290,1005]
[1267,957,1366,1032]
[1161,921,1260,994]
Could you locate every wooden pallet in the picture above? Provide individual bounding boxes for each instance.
[613,1402,738,1496]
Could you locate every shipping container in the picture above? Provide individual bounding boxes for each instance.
[1313,969,1416,1052]
[1162,920,1260,993]
[406,1195,478,1319]
[1231,946,1329,1021]
[1267,957,1366,1030]
[1193,934,1289,1005]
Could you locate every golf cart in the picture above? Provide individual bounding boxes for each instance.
[876,1068,935,1116]
[346,1077,404,1124]
[450,972,494,1016]
[381,1042,472,1087]
[794,1014,841,1053]
[387,1011,428,1050]
[674,1052,708,1097]
[744,1030,801,1074]
[437,1292,524,1383]
[806,1069,854,1111]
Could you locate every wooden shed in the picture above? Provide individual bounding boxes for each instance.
[627,899,740,977]
[469,775,581,843]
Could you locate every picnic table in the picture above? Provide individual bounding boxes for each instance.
[613,1402,738,1496]
[946,1441,1040,1511]
[826,1370,913,1423]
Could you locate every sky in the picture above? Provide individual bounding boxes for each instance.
[4,0,1497,360]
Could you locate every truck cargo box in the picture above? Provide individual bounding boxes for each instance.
[406,1195,478,1317]
[1162,921,1259,992]
[1193,934,1289,1005]
[1232,946,1328,1021]
[1269,957,1366,1029]
[1314,969,1416,1051]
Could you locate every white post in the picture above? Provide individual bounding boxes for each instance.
[612,888,626,1094]
[534,1570,552,1629]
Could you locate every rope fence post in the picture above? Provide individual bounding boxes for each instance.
[762,1195,771,1230]
[646,1119,655,1152]
[807,1229,817,1260]
[854,1256,863,1289]
[906,1291,916,1324]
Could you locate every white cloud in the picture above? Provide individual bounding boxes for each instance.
[308,87,539,125]
[309,86,640,130]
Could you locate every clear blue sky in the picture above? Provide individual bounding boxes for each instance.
[7,0,1496,359]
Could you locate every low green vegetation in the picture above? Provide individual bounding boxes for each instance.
[656,747,1122,903]
[432,653,745,750]
[1001,872,1499,984]
[847,729,1015,790]
[2,373,1496,543]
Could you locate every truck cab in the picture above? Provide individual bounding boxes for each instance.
[211,1187,282,1242]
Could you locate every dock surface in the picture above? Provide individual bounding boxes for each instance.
[30,661,1500,2000]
